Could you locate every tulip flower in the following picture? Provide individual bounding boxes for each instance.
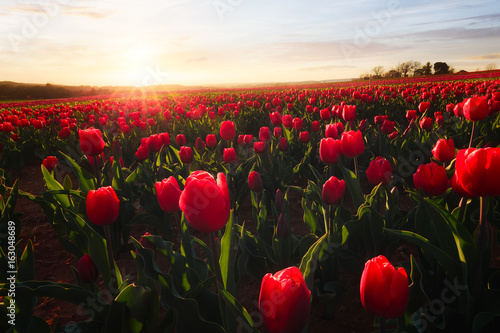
[299,131,309,143]
[381,120,395,135]
[78,254,99,284]
[259,127,272,142]
[406,110,417,121]
[341,130,364,158]
[320,108,331,121]
[431,138,455,163]
[195,137,206,153]
[418,101,430,113]
[179,146,193,164]
[413,162,449,196]
[282,115,293,129]
[176,134,186,146]
[275,213,290,239]
[319,138,342,164]
[270,111,282,126]
[463,96,489,121]
[220,120,235,141]
[278,137,288,152]
[223,148,237,164]
[292,118,304,131]
[419,117,433,131]
[248,171,263,192]
[259,266,311,333]
[86,186,120,226]
[454,147,500,197]
[155,176,182,213]
[325,124,338,139]
[42,156,58,172]
[147,134,163,153]
[360,255,409,319]
[322,176,345,205]
[206,134,217,148]
[179,171,230,233]
[342,105,356,121]
[244,134,253,146]
[79,127,105,156]
[311,120,320,133]
[366,157,392,186]
[254,141,266,154]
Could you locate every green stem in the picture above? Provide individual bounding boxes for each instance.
[473,196,488,297]
[104,224,117,290]
[354,156,359,179]
[457,197,466,224]
[209,232,223,287]
[93,155,101,186]
[468,121,476,148]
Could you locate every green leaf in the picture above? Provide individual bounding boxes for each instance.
[299,233,328,290]
[17,240,35,281]
[219,288,258,333]
[337,159,364,209]
[60,151,96,194]
[219,210,236,294]
[41,165,72,208]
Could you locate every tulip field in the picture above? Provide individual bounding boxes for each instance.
[1,71,500,333]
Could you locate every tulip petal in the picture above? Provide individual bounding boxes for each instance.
[385,267,409,318]
[360,260,391,317]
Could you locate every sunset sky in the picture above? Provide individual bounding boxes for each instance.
[1,0,500,87]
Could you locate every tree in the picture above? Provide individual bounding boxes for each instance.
[485,63,497,70]
[395,60,421,77]
[434,62,450,75]
[414,68,425,76]
[372,66,384,78]
[385,69,401,78]
[422,62,433,75]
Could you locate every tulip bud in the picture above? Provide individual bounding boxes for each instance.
[248,171,263,192]
[79,127,105,156]
[78,254,99,284]
[275,189,285,213]
[155,176,182,213]
[42,156,58,172]
[275,213,290,239]
[224,148,237,164]
[322,176,345,205]
[179,146,193,164]
[220,120,236,141]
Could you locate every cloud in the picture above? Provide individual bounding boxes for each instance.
[464,53,500,60]
[63,7,112,19]
[299,65,356,71]
[4,3,111,19]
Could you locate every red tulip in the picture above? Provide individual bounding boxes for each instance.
[360,255,409,319]
[254,141,266,154]
[366,157,392,186]
[179,146,193,164]
[406,110,417,121]
[248,171,263,192]
[419,117,433,131]
[358,119,367,132]
[42,156,58,172]
[388,131,398,140]
[274,127,282,138]
[413,162,449,196]
[322,176,345,205]
[176,134,186,146]
[195,137,206,153]
[311,120,320,133]
[79,127,105,156]
[278,137,288,152]
[220,120,235,141]
[270,111,282,126]
[259,127,272,142]
[147,134,163,153]
[179,171,230,233]
[325,124,338,139]
[341,130,364,158]
[342,105,356,121]
[418,101,430,113]
[86,186,120,225]
[282,115,293,129]
[454,148,500,197]
[320,108,331,121]
[299,131,309,143]
[135,144,148,161]
[160,132,170,146]
[206,134,217,148]
[431,138,455,163]
[244,134,254,146]
[78,254,99,284]
[223,148,237,164]
[381,120,395,135]
[259,266,311,333]
[453,103,464,117]
[320,138,342,164]
[463,96,489,121]
[155,176,182,213]
[292,118,304,131]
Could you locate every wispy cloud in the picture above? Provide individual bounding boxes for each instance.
[464,53,500,60]
[299,65,356,71]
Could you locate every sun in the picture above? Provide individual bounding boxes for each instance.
[120,45,161,86]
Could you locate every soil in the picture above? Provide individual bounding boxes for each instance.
[11,161,394,332]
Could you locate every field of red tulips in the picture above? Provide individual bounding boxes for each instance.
[1,72,500,333]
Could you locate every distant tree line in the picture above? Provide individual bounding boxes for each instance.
[360,62,497,80]
[0,82,114,101]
